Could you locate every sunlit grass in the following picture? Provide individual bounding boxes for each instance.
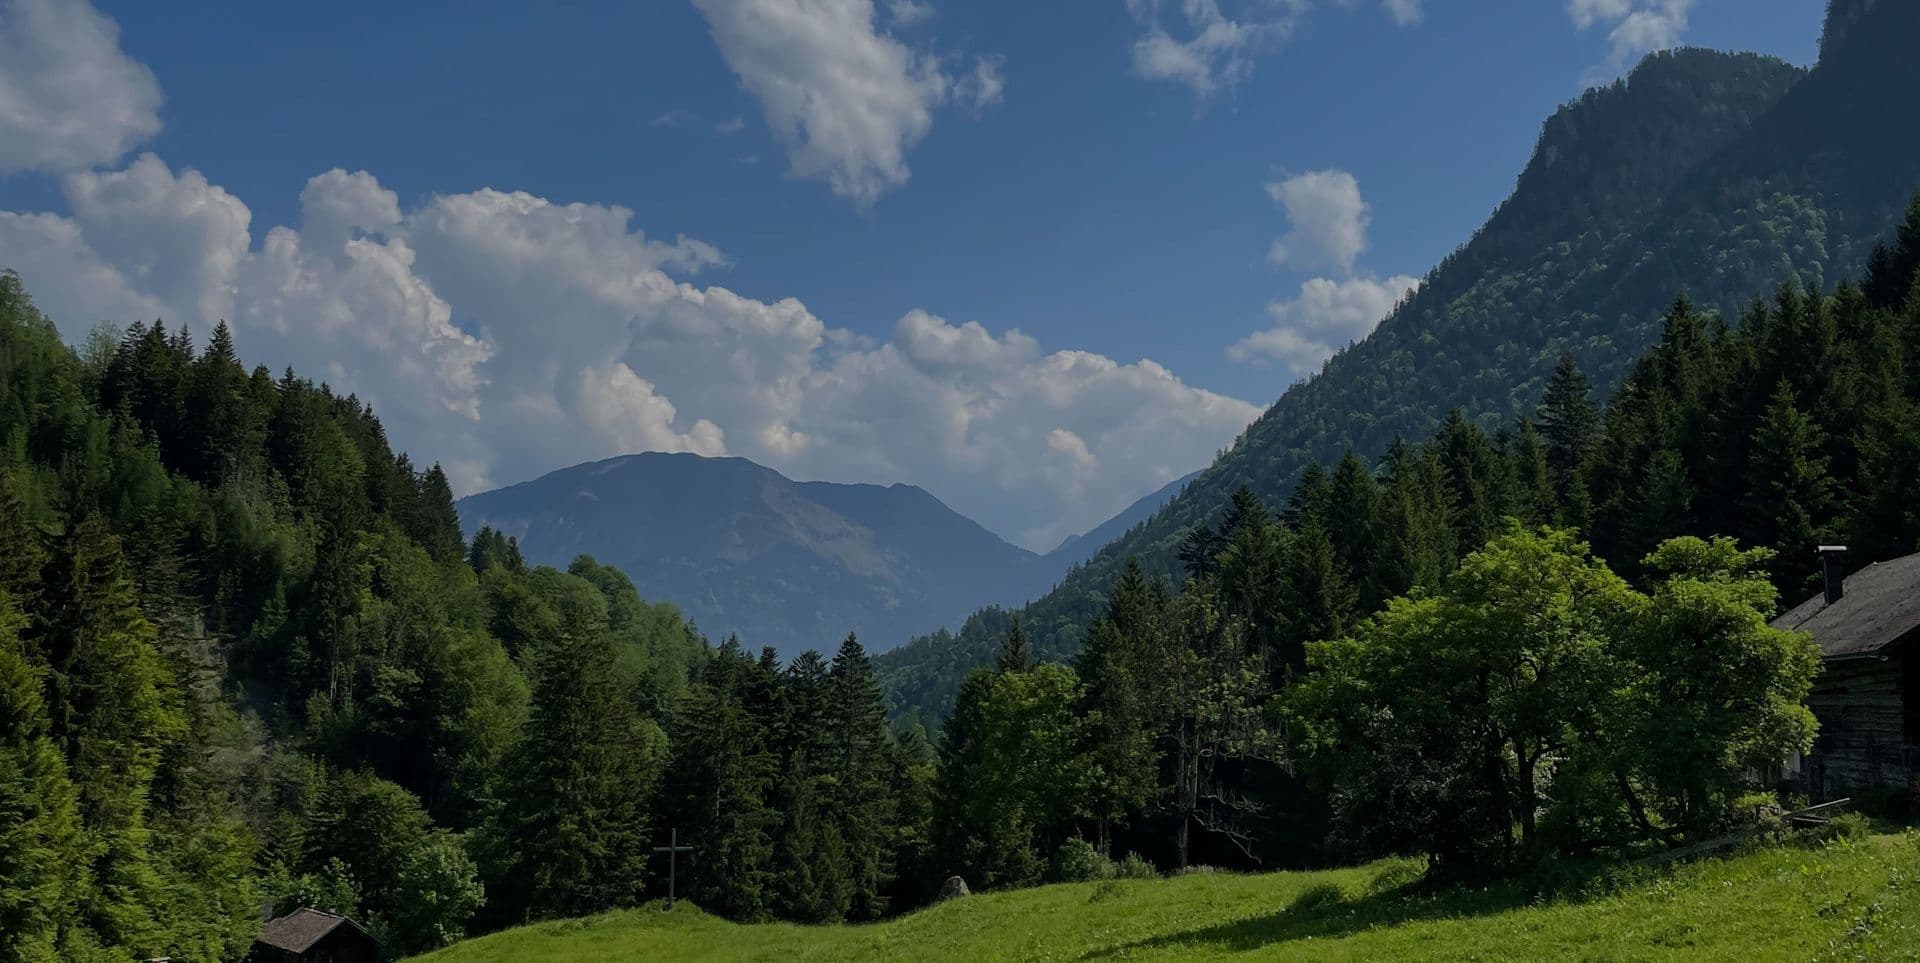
[412,834,1920,962]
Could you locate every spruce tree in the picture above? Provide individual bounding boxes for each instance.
[494,605,657,920]
[1436,409,1503,555]
[997,616,1032,674]
[1216,490,1287,668]
[824,635,897,919]
[1850,399,1920,559]
[1325,451,1382,605]
[1747,381,1836,594]
[1176,524,1223,580]
[1538,353,1599,515]
[1278,521,1357,670]
[1075,614,1157,852]
[0,595,85,961]
[39,516,180,953]
[1505,419,1558,528]
[663,643,778,920]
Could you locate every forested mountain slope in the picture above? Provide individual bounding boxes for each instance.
[878,0,1920,718]
[1045,469,1199,571]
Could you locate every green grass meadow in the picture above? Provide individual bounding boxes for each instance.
[412,833,1920,962]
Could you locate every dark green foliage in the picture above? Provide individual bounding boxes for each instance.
[0,591,84,961]
[1289,529,1818,876]
[660,635,925,924]
[490,573,663,922]
[0,270,711,954]
[996,616,1032,674]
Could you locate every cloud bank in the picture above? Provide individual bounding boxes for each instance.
[0,4,1252,553]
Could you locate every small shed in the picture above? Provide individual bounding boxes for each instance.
[1772,550,1920,799]
[245,908,378,963]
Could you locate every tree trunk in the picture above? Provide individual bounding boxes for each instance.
[1514,740,1537,854]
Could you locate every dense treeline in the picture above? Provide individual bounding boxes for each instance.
[880,3,1920,717]
[909,202,1920,882]
[0,273,927,960]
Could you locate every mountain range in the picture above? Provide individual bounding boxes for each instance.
[455,452,1194,656]
[876,0,1920,717]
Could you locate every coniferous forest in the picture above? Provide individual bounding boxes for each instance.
[10,192,1920,958]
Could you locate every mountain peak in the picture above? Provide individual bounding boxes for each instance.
[458,452,1051,656]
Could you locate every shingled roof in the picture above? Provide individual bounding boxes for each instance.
[1772,552,1920,659]
[253,908,371,954]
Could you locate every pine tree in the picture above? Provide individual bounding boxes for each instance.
[1538,353,1599,515]
[1075,614,1157,852]
[1373,438,1457,599]
[824,635,898,919]
[0,475,45,605]
[1278,521,1357,670]
[1217,489,1287,668]
[997,616,1032,674]
[493,604,658,920]
[1281,463,1332,527]
[39,516,181,953]
[185,320,260,485]
[771,755,852,922]
[1436,409,1503,555]
[1850,398,1920,559]
[1747,381,1836,594]
[0,593,86,961]
[1325,451,1382,604]
[1505,419,1558,527]
[410,465,467,566]
[1863,197,1920,310]
[1176,524,1223,580]
[663,642,779,920]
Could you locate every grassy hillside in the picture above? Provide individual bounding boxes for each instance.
[411,834,1920,962]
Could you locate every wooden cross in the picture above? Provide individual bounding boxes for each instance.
[653,828,694,908]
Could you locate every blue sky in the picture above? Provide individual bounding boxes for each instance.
[0,0,1824,549]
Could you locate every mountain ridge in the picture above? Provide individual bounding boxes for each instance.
[456,451,1194,656]
[878,4,1920,716]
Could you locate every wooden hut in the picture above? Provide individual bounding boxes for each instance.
[244,908,378,963]
[1772,549,1920,798]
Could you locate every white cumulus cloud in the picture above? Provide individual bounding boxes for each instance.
[689,0,1001,205]
[1568,0,1693,83]
[1123,0,1421,96]
[1234,167,1415,375]
[1229,273,1418,372]
[1266,168,1370,274]
[0,0,162,174]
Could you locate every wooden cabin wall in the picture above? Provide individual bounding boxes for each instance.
[1806,656,1916,796]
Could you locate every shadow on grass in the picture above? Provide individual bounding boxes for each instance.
[1078,860,1622,959]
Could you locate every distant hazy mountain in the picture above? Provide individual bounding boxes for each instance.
[455,452,1192,657]
[1045,469,1199,570]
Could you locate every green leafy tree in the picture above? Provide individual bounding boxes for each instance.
[1159,585,1277,869]
[1614,538,1820,840]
